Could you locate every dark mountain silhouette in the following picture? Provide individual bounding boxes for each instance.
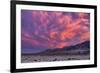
[63,41,90,50]
[22,41,90,56]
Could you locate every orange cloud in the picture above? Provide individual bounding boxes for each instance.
[60,31,75,41]
[80,32,90,41]
[50,31,57,39]
[30,11,90,49]
[56,42,69,48]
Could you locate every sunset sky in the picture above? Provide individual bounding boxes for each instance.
[21,10,90,53]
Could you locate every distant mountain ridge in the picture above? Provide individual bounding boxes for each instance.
[22,41,90,56]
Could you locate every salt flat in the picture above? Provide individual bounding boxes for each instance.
[21,54,90,63]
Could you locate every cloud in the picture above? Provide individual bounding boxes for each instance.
[21,10,90,49]
[80,32,90,41]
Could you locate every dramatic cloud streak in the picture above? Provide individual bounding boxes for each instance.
[21,10,90,52]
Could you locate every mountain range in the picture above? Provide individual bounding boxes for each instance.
[22,41,90,56]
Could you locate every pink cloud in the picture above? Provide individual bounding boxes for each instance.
[22,11,90,49]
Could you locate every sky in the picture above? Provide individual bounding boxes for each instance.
[21,10,90,54]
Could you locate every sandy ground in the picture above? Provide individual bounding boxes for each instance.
[21,54,90,63]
